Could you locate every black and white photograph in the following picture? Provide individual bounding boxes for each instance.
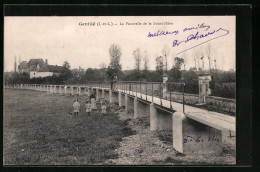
[4,15,236,165]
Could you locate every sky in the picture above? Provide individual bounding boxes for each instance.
[4,16,235,72]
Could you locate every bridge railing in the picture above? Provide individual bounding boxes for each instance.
[4,82,186,112]
[106,81,185,113]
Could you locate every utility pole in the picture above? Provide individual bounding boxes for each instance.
[201,56,204,70]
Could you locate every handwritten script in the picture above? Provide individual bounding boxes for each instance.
[147,23,229,55]
[184,135,220,144]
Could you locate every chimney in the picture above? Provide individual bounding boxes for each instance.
[45,59,48,65]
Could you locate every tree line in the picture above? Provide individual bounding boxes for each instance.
[5,43,235,98]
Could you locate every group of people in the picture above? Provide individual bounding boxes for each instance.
[72,91,107,116]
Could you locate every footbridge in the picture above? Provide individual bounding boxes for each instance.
[5,83,235,154]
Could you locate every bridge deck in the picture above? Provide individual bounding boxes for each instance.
[98,87,235,132]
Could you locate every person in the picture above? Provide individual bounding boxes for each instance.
[101,102,107,114]
[90,92,97,110]
[100,97,105,107]
[85,100,91,116]
[73,98,80,116]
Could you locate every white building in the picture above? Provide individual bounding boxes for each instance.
[30,71,54,78]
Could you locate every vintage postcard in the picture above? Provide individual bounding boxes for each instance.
[4,16,236,165]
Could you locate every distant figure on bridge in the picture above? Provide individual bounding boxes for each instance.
[90,92,97,110]
[85,100,91,116]
[111,75,118,90]
[73,98,80,116]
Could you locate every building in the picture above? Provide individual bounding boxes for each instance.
[30,65,63,79]
[17,58,63,79]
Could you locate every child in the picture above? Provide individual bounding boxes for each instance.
[101,102,107,115]
[73,98,80,116]
[100,97,105,107]
[85,100,91,116]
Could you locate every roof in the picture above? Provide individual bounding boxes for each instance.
[28,59,44,66]
[39,65,63,73]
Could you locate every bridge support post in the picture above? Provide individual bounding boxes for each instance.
[88,87,92,97]
[125,94,128,113]
[78,87,81,95]
[84,87,87,96]
[102,89,105,98]
[150,103,172,131]
[96,88,99,100]
[64,86,67,95]
[150,103,158,130]
[134,97,138,118]
[54,85,57,93]
[134,98,150,119]
[70,86,73,95]
[49,85,52,93]
[109,90,113,103]
[118,91,122,106]
[172,112,222,154]
[59,85,62,94]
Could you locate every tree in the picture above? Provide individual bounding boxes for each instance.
[155,56,164,76]
[174,57,184,69]
[71,67,84,80]
[100,63,107,80]
[107,44,122,89]
[60,61,72,83]
[63,61,71,69]
[143,50,149,71]
[169,57,184,81]
[133,48,142,70]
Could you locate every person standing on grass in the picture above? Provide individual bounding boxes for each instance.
[73,98,80,116]
[101,102,107,115]
[85,100,91,116]
[90,92,97,110]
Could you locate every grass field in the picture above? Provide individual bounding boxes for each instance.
[4,89,135,165]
